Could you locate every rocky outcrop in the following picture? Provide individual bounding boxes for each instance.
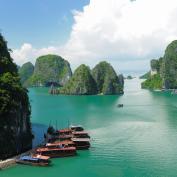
[92,61,124,94]
[19,62,34,87]
[141,40,177,89]
[161,41,177,89]
[30,55,72,87]
[0,34,32,160]
[59,64,97,95]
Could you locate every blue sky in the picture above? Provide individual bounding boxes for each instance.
[0,0,89,48]
[1,0,177,74]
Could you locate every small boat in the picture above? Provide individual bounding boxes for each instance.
[70,125,84,132]
[36,147,76,158]
[72,131,90,138]
[16,155,51,166]
[71,138,90,150]
[117,104,123,108]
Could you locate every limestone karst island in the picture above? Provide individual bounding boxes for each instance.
[1,1,177,177]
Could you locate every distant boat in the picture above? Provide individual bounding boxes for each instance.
[16,155,51,166]
[117,104,123,108]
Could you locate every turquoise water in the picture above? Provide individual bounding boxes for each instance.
[2,79,177,177]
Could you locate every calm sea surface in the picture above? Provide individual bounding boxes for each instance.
[2,79,177,177]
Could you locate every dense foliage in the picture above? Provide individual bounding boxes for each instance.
[18,62,34,87]
[161,40,177,89]
[141,74,163,89]
[30,54,72,86]
[0,34,32,159]
[92,61,124,94]
[59,64,97,95]
[141,40,177,89]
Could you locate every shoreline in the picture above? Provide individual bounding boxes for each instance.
[0,142,45,170]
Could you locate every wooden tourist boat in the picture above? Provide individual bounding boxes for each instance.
[72,131,90,138]
[58,128,72,135]
[46,140,75,148]
[36,147,76,158]
[16,155,51,166]
[71,138,90,150]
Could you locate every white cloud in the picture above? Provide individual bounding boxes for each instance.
[11,0,177,73]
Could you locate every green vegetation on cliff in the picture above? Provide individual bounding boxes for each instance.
[141,74,163,89]
[141,40,177,90]
[30,54,72,86]
[0,34,32,159]
[19,62,34,87]
[92,61,124,94]
[161,40,177,89]
[59,64,97,95]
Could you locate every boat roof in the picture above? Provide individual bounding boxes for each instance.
[32,154,50,160]
[72,131,88,135]
[71,138,90,142]
[36,147,76,152]
[46,140,74,146]
[70,125,83,128]
[58,129,72,133]
[20,156,38,161]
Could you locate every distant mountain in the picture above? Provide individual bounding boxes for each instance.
[92,61,124,95]
[29,54,72,87]
[141,40,177,89]
[59,64,97,95]
[19,62,34,87]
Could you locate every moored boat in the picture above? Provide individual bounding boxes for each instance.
[16,155,51,166]
[72,131,90,138]
[71,138,90,150]
[70,125,84,131]
[46,140,75,148]
[36,147,76,158]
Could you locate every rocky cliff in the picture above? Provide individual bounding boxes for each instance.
[59,61,124,95]
[0,34,32,160]
[92,61,124,94]
[59,64,97,95]
[141,40,177,89]
[30,55,72,87]
[19,62,34,87]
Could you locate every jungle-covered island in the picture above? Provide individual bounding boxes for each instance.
[141,40,177,90]
[0,34,33,160]
[19,56,124,95]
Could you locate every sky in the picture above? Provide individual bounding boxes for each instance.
[1,0,177,75]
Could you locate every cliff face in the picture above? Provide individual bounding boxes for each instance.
[59,61,124,95]
[92,61,124,94]
[19,62,34,87]
[0,34,32,160]
[141,40,177,89]
[59,64,97,95]
[161,40,177,89]
[30,55,72,87]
